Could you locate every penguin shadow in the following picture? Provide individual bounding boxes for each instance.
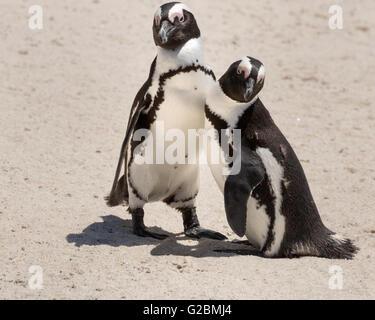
[66,215,263,258]
[150,236,263,258]
[66,214,173,248]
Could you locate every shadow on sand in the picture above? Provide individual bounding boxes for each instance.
[66,215,263,258]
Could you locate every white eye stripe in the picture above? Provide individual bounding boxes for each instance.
[238,57,252,79]
[257,65,265,83]
[154,7,161,26]
[155,15,160,26]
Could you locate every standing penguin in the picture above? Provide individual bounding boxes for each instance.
[106,2,226,240]
[205,56,358,258]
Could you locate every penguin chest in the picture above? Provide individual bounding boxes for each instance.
[127,71,210,202]
[205,123,228,190]
[156,71,210,132]
[149,70,212,164]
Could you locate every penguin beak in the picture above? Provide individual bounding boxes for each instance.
[159,20,176,45]
[244,78,255,101]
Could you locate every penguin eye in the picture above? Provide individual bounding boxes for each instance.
[169,12,184,24]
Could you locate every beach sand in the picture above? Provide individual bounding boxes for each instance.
[0,0,374,299]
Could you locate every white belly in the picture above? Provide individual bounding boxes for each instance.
[255,147,286,256]
[129,161,199,202]
[205,129,285,252]
[245,198,270,250]
[129,71,212,202]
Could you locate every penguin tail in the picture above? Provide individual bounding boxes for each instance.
[318,233,359,260]
[288,232,359,259]
[105,175,129,207]
[105,193,128,207]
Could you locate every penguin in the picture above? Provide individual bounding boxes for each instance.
[106,2,226,240]
[204,56,359,258]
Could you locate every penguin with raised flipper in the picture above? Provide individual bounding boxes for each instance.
[106,2,226,240]
[205,56,358,258]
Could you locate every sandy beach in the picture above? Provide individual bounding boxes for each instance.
[0,0,374,299]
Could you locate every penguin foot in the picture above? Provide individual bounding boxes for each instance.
[185,226,227,240]
[131,208,168,240]
[178,206,227,240]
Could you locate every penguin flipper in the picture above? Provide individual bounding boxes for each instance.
[106,93,152,206]
[224,147,265,237]
[105,175,129,206]
[106,57,157,207]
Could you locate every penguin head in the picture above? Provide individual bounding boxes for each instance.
[219,56,265,103]
[153,2,200,50]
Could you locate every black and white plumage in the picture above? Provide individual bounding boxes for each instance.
[106,2,225,240]
[205,56,358,258]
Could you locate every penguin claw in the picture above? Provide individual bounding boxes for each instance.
[184,226,227,240]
